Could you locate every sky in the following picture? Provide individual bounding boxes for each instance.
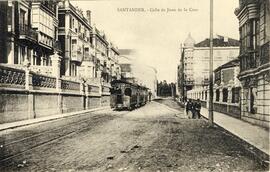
[72,0,240,83]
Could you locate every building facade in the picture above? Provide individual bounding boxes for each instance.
[58,0,93,78]
[57,0,121,83]
[187,59,242,118]
[178,34,240,100]
[235,0,270,128]
[108,43,121,81]
[0,0,61,76]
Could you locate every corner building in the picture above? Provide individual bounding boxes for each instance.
[235,0,270,128]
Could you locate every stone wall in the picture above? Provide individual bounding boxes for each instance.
[0,89,111,124]
[34,93,59,118]
[241,73,270,128]
[88,97,101,109]
[0,91,29,123]
[101,95,111,107]
[62,94,84,113]
[0,65,111,124]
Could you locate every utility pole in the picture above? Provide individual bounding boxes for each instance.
[209,0,214,126]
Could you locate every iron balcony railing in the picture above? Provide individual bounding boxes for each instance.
[19,24,38,41]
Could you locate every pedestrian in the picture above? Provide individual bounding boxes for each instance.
[194,99,202,118]
[186,99,193,119]
[148,91,152,102]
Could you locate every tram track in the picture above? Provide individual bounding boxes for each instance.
[0,113,116,164]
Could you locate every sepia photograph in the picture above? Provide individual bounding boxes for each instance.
[0,0,269,171]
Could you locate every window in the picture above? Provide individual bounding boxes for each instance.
[19,9,26,26]
[124,88,132,96]
[216,89,220,102]
[59,14,65,28]
[249,88,256,114]
[259,3,266,45]
[202,92,204,100]
[71,63,77,76]
[232,87,241,103]
[222,88,228,102]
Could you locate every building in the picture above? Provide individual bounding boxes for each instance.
[108,43,121,81]
[58,0,94,78]
[58,0,121,83]
[177,34,195,101]
[187,59,242,118]
[178,34,240,100]
[0,0,61,76]
[235,0,270,128]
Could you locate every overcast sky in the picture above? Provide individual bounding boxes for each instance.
[72,0,239,83]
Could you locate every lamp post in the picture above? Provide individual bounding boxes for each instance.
[209,0,214,125]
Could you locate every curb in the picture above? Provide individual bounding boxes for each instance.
[0,106,111,132]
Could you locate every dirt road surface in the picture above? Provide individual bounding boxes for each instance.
[0,99,267,171]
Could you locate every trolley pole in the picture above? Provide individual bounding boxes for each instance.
[209,0,214,126]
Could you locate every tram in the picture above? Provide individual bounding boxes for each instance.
[110,80,149,110]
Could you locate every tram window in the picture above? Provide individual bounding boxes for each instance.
[112,87,121,94]
[124,88,132,96]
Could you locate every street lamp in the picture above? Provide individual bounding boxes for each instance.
[209,0,214,126]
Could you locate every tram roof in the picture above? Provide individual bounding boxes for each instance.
[111,80,149,90]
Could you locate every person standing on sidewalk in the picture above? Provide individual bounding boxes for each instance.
[194,99,202,118]
[148,91,152,102]
[186,99,193,119]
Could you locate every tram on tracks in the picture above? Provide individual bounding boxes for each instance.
[110,80,149,110]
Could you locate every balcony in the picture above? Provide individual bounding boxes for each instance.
[71,51,83,62]
[71,45,83,62]
[18,24,38,42]
[260,42,270,65]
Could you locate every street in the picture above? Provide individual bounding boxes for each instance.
[0,99,267,172]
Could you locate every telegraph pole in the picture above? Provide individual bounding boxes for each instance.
[209,0,214,126]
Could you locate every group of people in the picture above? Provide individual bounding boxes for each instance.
[185,99,202,119]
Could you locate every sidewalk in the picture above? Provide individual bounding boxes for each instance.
[200,107,269,158]
[0,106,111,131]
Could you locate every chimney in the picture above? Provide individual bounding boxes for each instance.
[86,10,91,25]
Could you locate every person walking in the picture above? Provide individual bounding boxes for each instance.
[186,99,193,119]
[194,99,202,118]
[148,91,152,102]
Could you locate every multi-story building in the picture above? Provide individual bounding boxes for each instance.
[235,0,270,128]
[58,0,94,78]
[178,34,240,100]
[58,0,121,83]
[92,27,110,82]
[178,34,196,100]
[0,0,61,76]
[108,43,121,80]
